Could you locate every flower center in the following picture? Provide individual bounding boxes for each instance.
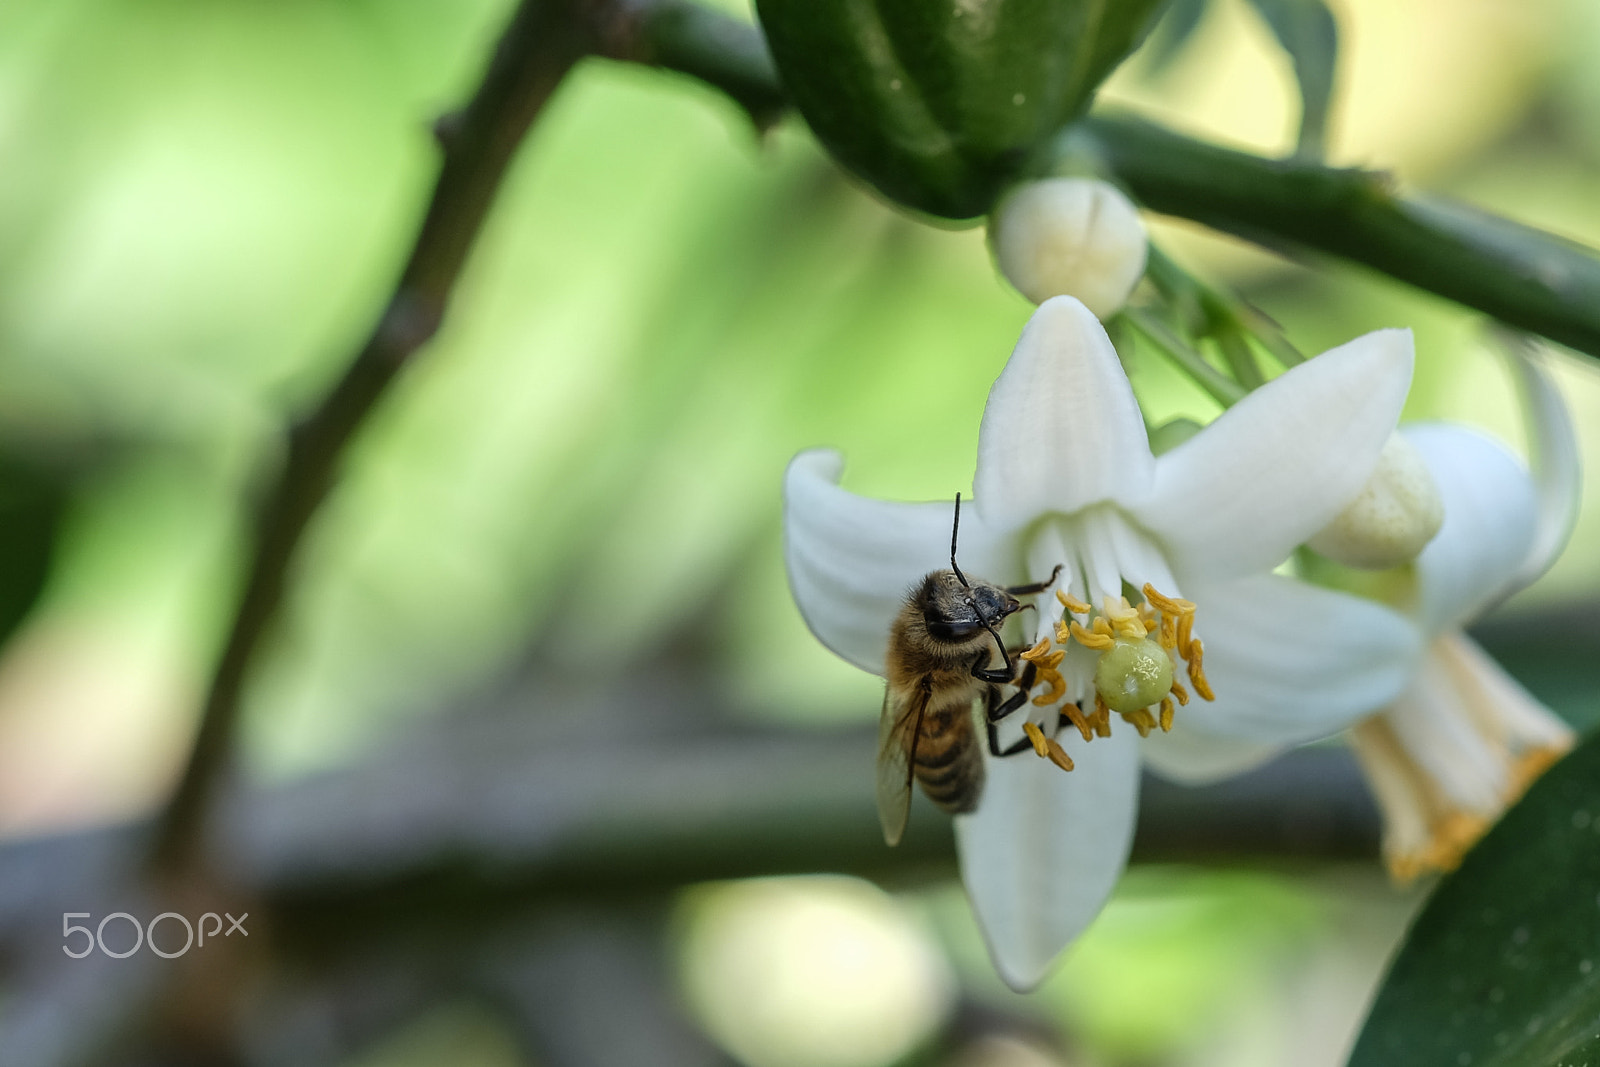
[1014,581,1214,763]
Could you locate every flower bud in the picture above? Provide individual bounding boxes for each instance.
[1093,637,1173,714]
[1307,433,1444,569]
[989,178,1148,318]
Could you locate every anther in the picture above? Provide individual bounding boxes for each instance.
[1158,614,1177,650]
[1062,702,1094,743]
[1120,708,1155,738]
[1186,639,1215,701]
[1056,590,1092,615]
[1021,637,1052,661]
[1031,671,1067,705]
[1142,584,1195,616]
[1176,613,1194,655]
[1170,680,1190,706]
[1159,696,1175,732]
[1022,720,1051,758]
[1043,736,1075,772]
[1069,620,1115,650]
[1092,695,1112,737]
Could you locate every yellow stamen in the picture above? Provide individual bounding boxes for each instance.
[1170,680,1190,706]
[1061,701,1093,743]
[1043,736,1076,772]
[1020,637,1052,661]
[1157,613,1178,651]
[1142,583,1195,616]
[1113,614,1148,640]
[1186,639,1215,701]
[1176,612,1194,656]
[1120,708,1156,738]
[1158,696,1175,732]
[1021,720,1051,758]
[1031,670,1067,705]
[1092,694,1112,737]
[1056,589,1092,615]
[1068,620,1115,650]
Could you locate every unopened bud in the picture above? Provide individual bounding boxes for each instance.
[1093,637,1173,714]
[1308,433,1444,569]
[989,178,1147,318]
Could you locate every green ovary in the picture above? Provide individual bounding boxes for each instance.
[1094,638,1173,713]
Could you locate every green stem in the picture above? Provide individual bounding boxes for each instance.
[151,0,591,874]
[612,6,1600,361]
[1085,114,1600,359]
[1124,309,1247,407]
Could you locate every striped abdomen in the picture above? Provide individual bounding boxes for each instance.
[914,698,985,814]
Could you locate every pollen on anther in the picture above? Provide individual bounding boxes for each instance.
[1032,671,1067,705]
[1056,589,1092,615]
[1069,619,1115,650]
[1171,680,1190,706]
[1022,720,1052,758]
[1143,584,1195,616]
[1159,696,1175,732]
[1092,694,1112,737]
[1062,701,1093,742]
[1044,736,1074,772]
[1187,639,1215,701]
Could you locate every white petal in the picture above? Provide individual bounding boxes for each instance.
[1178,573,1422,743]
[783,450,1011,674]
[1405,424,1537,635]
[1139,721,1285,786]
[973,296,1153,534]
[1131,329,1413,581]
[1505,345,1581,591]
[955,727,1139,992]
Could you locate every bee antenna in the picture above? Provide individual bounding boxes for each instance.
[950,493,971,588]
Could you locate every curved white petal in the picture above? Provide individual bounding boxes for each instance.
[1132,329,1413,581]
[1177,573,1422,743]
[783,450,1012,673]
[1139,721,1285,786]
[973,296,1153,534]
[1405,424,1537,636]
[1505,345,1581,591]
[955,727,1140,992]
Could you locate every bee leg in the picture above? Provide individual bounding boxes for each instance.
[1005,563,1064,597]
[971,651,1014,685]
[984,665,1043,758]
[984,660,1037,724]
[987,721,1037,758]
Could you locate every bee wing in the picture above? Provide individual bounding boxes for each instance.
[875,684,927,847]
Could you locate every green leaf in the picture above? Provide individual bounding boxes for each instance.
[1348,730,1600,1067]
[1244,0,1337,159]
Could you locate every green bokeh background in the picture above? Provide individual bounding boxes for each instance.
[3,0,1600,1063]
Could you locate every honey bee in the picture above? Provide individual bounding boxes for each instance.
[877,495,1062,846]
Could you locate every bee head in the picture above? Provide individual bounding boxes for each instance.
[919,571,1021,644]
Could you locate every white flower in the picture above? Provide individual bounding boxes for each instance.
[784,295,1420,990]
[988,178,1147,316]
[1306,431,1445,569]
[1348,351,1581,881]
[1150,347,1582,884]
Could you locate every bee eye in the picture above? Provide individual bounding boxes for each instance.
[925,614,981,642]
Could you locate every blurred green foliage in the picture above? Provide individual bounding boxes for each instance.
[2,2,1600,1065]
